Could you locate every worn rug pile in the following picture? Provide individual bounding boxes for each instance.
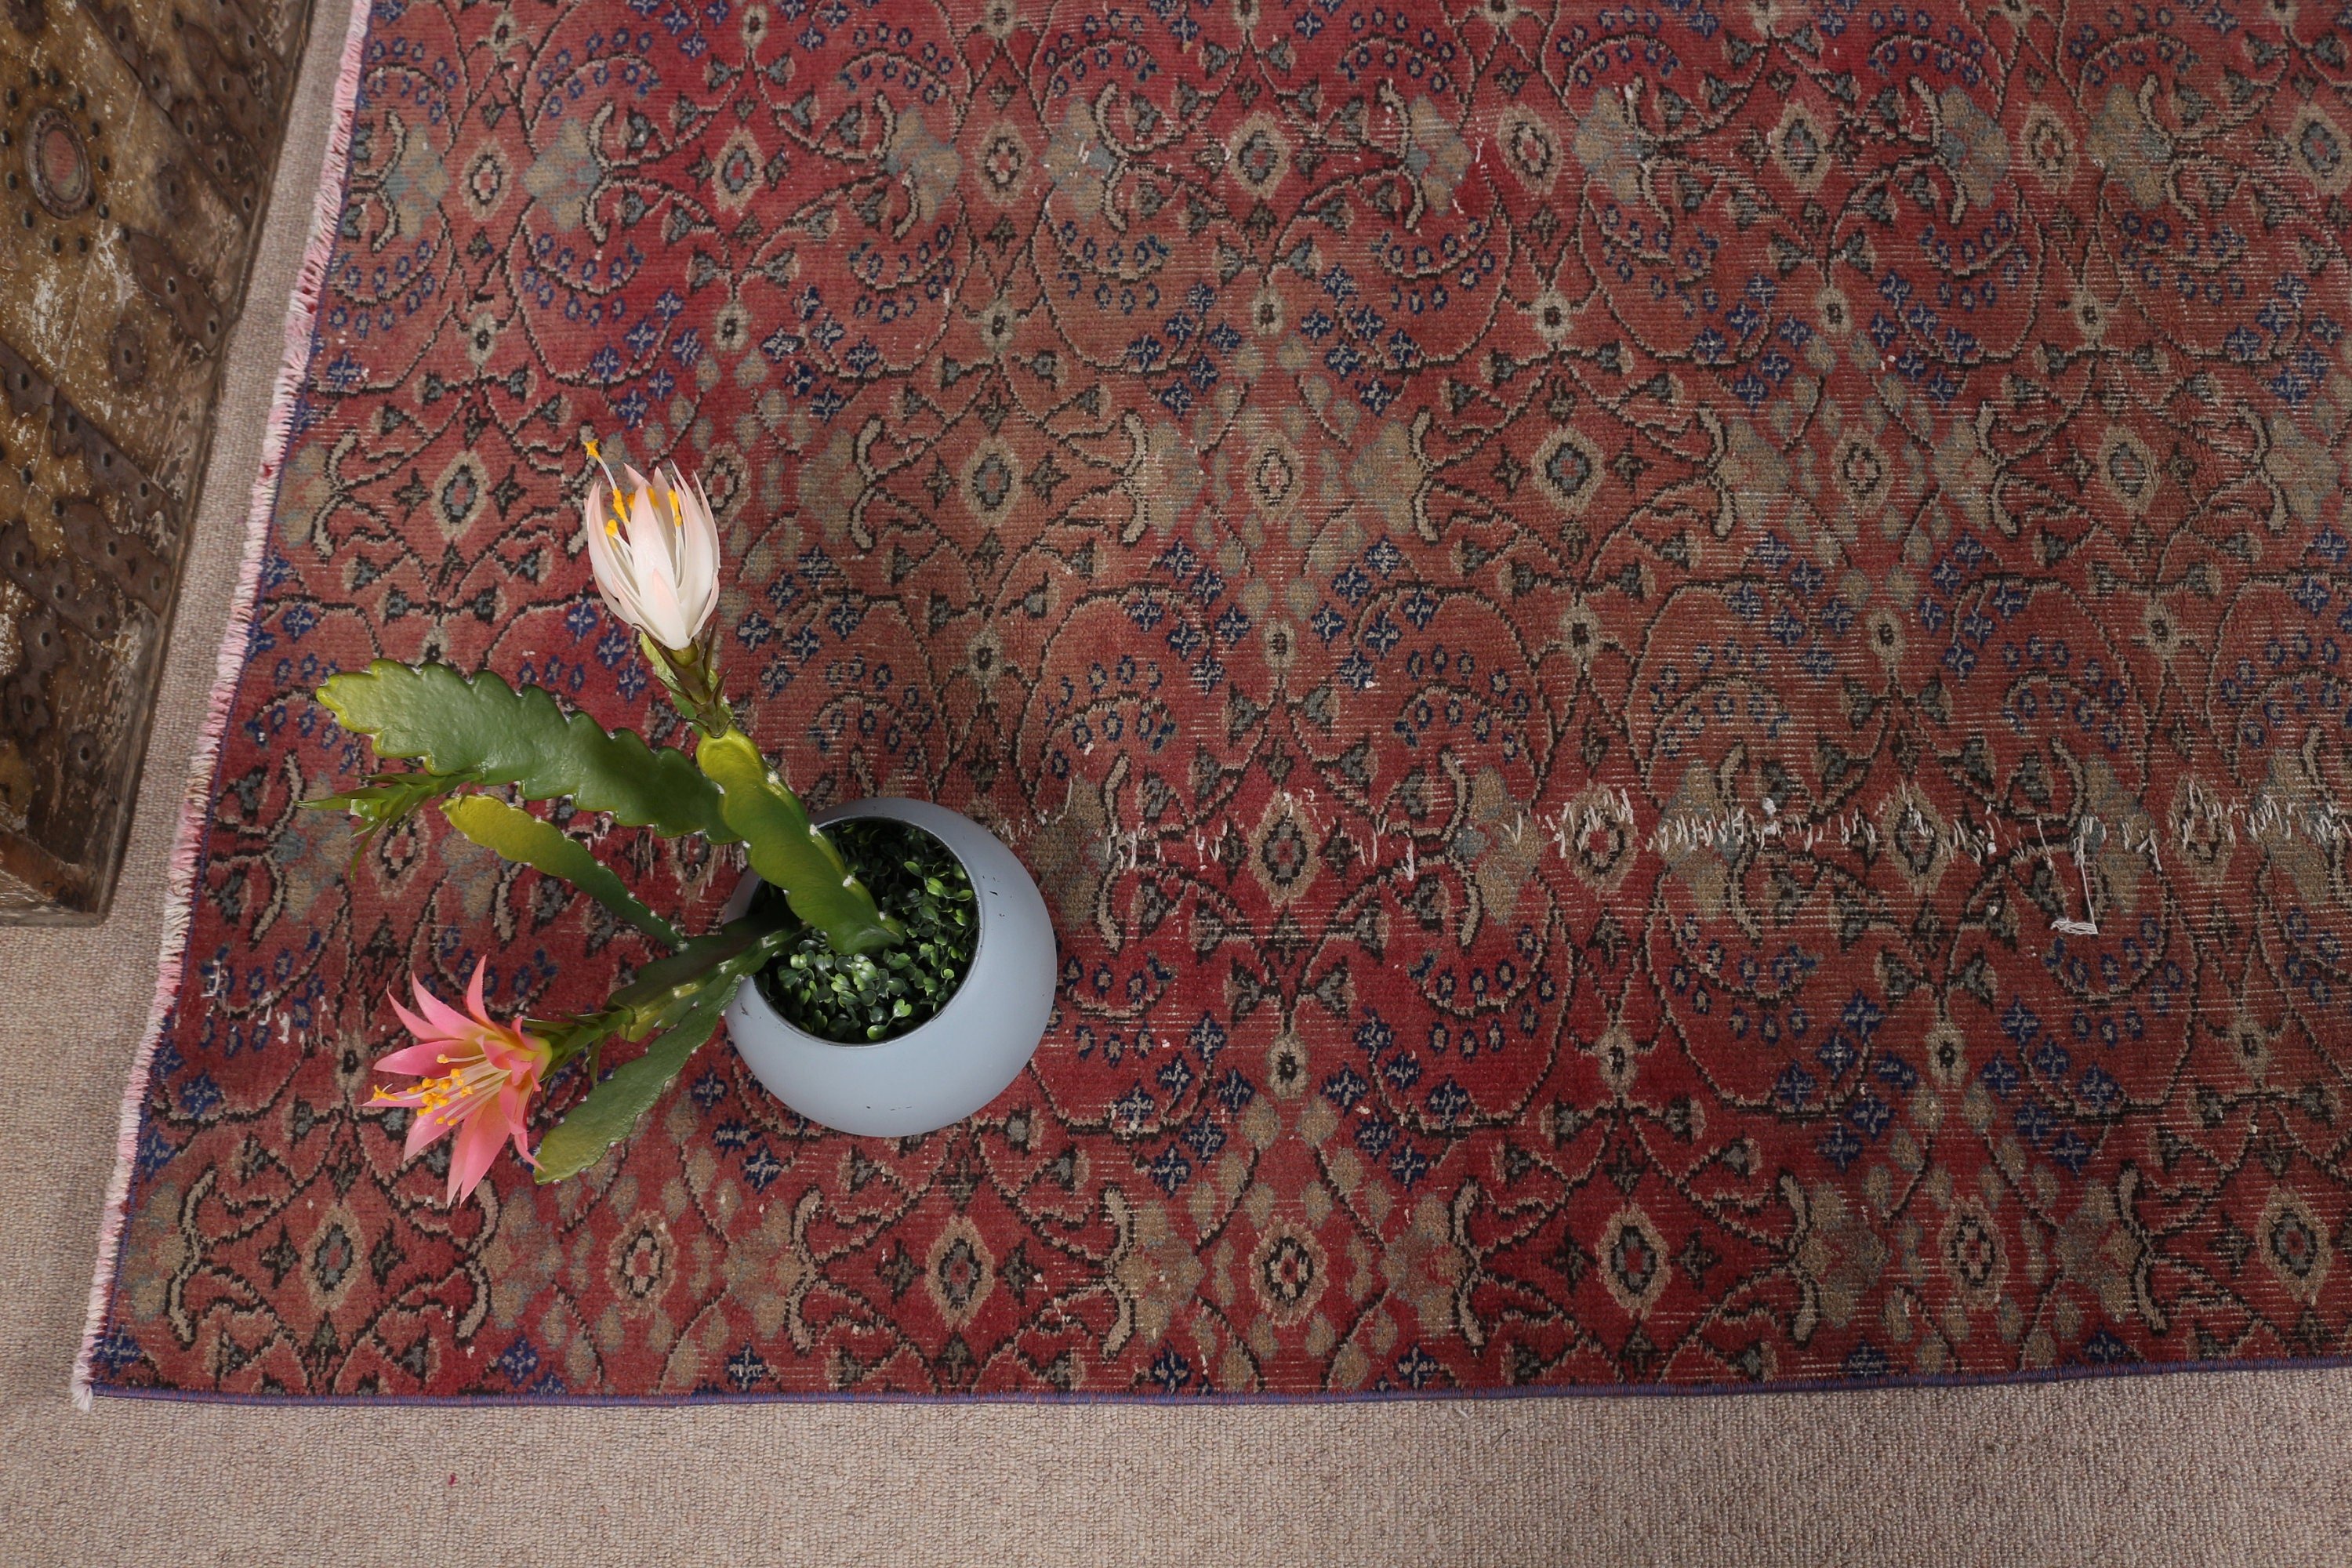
[78,0,2352,1399]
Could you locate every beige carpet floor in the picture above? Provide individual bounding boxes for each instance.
[4,6,2350,1562]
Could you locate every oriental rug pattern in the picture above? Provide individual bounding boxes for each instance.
[82,0,2352,1399]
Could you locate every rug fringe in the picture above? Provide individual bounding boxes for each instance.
[71,0,377,1413]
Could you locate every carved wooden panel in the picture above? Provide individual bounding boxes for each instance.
[0,0,310,920]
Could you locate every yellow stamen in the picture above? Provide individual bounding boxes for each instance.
[375,1054,513,1117]
[583,432,626,498]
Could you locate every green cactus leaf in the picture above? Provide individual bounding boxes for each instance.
[695,730,904,956]
[440,795,681,948]
[531,995,728,1184]
[315,662,735,841]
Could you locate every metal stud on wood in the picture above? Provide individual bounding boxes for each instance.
[0,0,313,920]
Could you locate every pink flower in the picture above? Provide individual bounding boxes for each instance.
[368,960,551,1203]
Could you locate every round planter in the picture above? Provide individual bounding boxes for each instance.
[721,797,1055,1138]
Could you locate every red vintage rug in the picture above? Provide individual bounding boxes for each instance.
[77,0,2352,1402]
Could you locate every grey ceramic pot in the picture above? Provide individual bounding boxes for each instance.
[721,797,1055,1137]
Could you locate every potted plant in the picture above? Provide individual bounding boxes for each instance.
[310,441,1054,1200]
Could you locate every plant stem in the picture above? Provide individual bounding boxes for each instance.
[533,1009,626,1070]
[642,633,735,737]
